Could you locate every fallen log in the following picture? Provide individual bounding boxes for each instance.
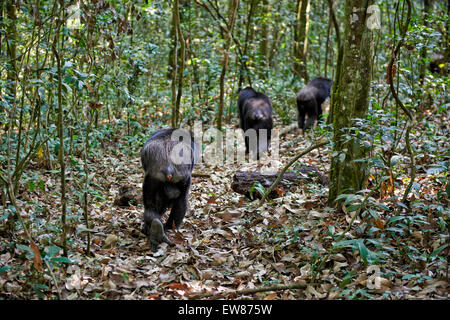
[278,122,298,137]
[231,167,327,200]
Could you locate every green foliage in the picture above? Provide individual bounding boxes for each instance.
[0,0,448,300]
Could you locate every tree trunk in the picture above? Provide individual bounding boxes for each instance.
[52,14,68,256]
[293,0,310,83]
[259,0,270,77]
[5,0,17,100]
[328,0,375,204]
[171,0,180,127]
[238,0,256,91]
[326,0,342,125]
[217,0,239,131]
[268,0,282,68]
[419,0,430,84]
[175,0,186,127]
[324,4,332,78]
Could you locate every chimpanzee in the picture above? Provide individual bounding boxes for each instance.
[237,87,273,159]
[429,53,447,75]
[296,77,332,133]
[140,128,197,251]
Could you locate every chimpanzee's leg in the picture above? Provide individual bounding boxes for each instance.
[317,102,324,124]
[164,178,191,231]
[266,128,272,152]
[244,135,250,154]
[142,174,167,235]
[304,113,317,132]
[304,99,318,132]
[297,107,306,131]
[148,219,173,251]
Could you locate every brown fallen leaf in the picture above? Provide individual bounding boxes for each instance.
[264,292,278,300]
[374,218,385,229]
[207,196,217,204]
[168,282,189,290]
[30,241,43,271]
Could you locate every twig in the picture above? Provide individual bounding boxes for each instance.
[189,282,316,299]
[386,0,415,213]
[259,140,328,206]
[44,260,62,300]
[192,172,211,178]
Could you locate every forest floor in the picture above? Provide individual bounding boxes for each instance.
[0,113,448,300]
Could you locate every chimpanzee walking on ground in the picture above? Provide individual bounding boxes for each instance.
[237,87,273,159]
[140,128,197,251]
[296,77,332,133]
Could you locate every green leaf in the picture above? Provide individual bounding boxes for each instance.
[396,202,408,209]
[344,195,357,205]
[249,181,265,200]
[430,243,449,258]
[44,245,61,258]
[0,211,10,221]
[0,266,11,274]
[357,240,369,263]
[16,244,32,254]
[347,204,361,212]
[50,256,74,264]
[385,227,405,234]
[374,202,389,211]
[28,182,36,191]
[333,239,357,249]
[387,216,405,224]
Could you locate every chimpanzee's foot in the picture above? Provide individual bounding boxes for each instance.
[163,220,176,231]
[149,219,173,251]
[142,222,150,236]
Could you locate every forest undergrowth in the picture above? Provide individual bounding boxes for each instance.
[1,105,448,300]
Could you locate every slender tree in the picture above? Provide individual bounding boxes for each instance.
[52,12,68,256]
[175,0,186,127]
[328,0,375,204]
[5,0,17,100]
[419,0,431,84]
[238,0,257,90]
[171,0,180,127]
[293,0,310,83]
[217,0,239,131]
[259,0,270,76]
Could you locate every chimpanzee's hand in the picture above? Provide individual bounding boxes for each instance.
[148,219,174,251]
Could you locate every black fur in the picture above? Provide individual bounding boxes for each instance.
[296,77,332,132]
[140,128,196,250]
[237,87,273,159]
[429,53,447,75]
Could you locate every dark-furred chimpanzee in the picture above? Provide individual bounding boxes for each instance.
[141,128,197,251]
[429,53,447,75]
[238,87,273,159]
[296,77,332,132]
